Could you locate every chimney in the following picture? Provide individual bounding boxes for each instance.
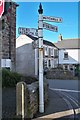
[58,34,62,42]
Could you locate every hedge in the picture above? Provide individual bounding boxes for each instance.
[2,68,38,88]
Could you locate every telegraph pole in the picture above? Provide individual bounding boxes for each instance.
[38,3,44,113]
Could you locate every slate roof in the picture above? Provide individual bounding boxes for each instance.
[54,38,80,49]
[43,40,57,47]
[27,34,38,41]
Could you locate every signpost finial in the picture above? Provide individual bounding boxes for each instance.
[38,3,43,14]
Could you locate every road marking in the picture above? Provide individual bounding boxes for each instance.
[62,97,74,118]
[50,87,80,115]
[60,91,79,107]
[33,109,74,120]
[33,88,80,120]
[63,92,79,104]
[49,88,80,93]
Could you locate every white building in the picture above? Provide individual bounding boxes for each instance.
[54,35,80,75]
[16,34,58,76]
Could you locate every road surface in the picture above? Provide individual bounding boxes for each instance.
[47,79,80,119]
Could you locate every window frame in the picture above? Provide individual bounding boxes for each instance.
[64,52,68,59]
[50,48,53,56]
[64,65,68,70]
[44,46,48,56]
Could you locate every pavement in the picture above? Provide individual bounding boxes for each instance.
[2,88,16,119]
[33,88,74,120]
[2,84,76,119]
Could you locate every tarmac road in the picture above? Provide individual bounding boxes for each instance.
[47,79,80,119]
[2,87,16,119]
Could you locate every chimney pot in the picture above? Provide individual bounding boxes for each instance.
[58,34,62,42]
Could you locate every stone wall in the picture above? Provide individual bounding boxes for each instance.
[46,67,78,80]
[0,2,18,71]
[16,81,48,119]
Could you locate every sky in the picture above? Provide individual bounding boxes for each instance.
[16,2,78,42]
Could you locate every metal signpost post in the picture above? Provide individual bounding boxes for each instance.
[38,3,44,113]
[18,3,62,114]
[38,3,62,113]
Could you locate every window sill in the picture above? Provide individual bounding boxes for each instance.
[63,58,69,60]
[45,54,48,56]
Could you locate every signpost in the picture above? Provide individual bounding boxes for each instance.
[18,3,62,115]
[38,3,44,113]
[18,27,38,38]
[0,0,4,18]
[43,22,58,32]
[38,4,62,114]
[43,15,62,22]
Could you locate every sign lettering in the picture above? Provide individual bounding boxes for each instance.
[43,22,58,32]
[43,15,62,23]
[18,27,38,37]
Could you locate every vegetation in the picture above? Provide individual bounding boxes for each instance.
[2,68,38,88]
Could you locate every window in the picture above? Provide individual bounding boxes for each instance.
[70,65,73,71]
[64,52,68,59]
[49,48,51,56]
[64,65,68,70]
[50,48,53,56]
[43,59,47,67]
[70,67,73,71]
[45,46,48,56]
[0,19,5,31]
[54,49,58,57]
[48,60,51,67]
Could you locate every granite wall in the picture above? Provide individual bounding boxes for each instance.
[16,81,48,119]
[0,2,18,71]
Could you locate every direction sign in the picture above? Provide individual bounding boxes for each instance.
[0,0,4,18]
[43,15,62,23]
[18,27,38,37]
[43,22,58,32]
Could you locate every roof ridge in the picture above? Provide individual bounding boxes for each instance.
[63,38,80,40]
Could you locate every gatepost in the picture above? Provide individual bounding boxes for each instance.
[16,82,28,119]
